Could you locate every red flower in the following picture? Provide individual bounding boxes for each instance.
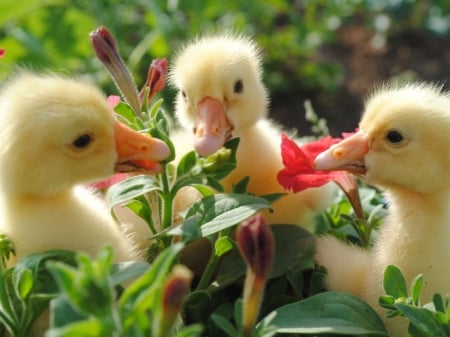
[0,49,5,58]
[277,133,350,192]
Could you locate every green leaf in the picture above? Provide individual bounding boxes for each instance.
[211,313,238,337]
[432,294,446,314]
[176,150,198,178]
[383,265,408,298]
[185,193,272,238]
[173,324,204,337]
[396,303,448,337]
[123,198,152,225]
[214,237,234,258]
[212,225,315,291]
[411,273,424,306]
[257,292,388,336]
[49,296,88,328]
[13,268,33,300]
[45,318,109,337]
[106,175,161,208]
[110,261,149,286]
[119,243,184,315]
[114,101,137,126]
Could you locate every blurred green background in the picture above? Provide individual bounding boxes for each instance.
[1,0,449,135]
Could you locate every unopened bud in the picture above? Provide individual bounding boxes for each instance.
[89,26,141,116]
[236,214,274,280]
[139,58,168,103]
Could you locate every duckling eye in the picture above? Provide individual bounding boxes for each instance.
[234,79,244,93]
[181,90,187,101]
[73,134,93,149]
[386,130,404,144]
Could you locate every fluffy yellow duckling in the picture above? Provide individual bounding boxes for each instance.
[0,72,170,264]
[314,82,450,336]
[169,33,334,228]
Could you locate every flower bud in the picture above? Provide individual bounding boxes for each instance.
[139,58,168,103]
[236,214,275,337]
[236,214,274,280]
[90,26,141,116]
[156,265,193,337]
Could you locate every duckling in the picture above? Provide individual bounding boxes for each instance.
[314,82,450,336]
[0,72,170,265]
[169,33,334,228]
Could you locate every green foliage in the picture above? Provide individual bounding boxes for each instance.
[45,244,202,337]
[257,292,388,336]
[315,185,386,247]
[0,251,76,337]
[380,265,450,337]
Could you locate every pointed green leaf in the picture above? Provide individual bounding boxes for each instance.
[411,273,424,306]
[176,150,198,178]
[106,175,161,208]
[185,194,272,237]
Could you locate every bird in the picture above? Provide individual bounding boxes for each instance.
[169,32,335,228]
[0,72,170,265]
[313,82,450,336]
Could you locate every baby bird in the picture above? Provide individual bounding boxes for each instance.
[314,82,450,336]
[0,72,170,264]
[169,33,334,228]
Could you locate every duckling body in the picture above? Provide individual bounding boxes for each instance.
[314,83,450,336]
[170,33,334,228]
[0,73,169,265]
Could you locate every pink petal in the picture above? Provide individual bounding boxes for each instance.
[107,95,121,109]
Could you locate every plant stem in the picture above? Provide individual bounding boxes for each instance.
[241,272,265,337]
[195,240,219,291]
[159,163,173,230]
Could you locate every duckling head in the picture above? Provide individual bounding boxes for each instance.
[0,73,169,198]
[170,33,269,157]
[314,83,450,195]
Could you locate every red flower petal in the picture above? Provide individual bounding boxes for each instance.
[277,133,350,192]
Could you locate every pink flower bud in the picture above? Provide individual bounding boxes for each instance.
[89,26,141,116]
[139,58,168,103]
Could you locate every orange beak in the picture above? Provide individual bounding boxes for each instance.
[313,130,369,174]
[114,121,170,173]
[194,97,232,157]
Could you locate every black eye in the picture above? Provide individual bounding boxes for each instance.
[73,134,92,149]
[181,90,187,101]
[386,130,404,144]
[234,79,243,93]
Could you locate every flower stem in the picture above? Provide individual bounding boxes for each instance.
[159,163,173,242]
[241,272,265,337]
[195,239,219,290]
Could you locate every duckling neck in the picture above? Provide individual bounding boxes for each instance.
[385,188,450,234]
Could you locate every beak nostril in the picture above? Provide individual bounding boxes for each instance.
[333,147,345,159]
